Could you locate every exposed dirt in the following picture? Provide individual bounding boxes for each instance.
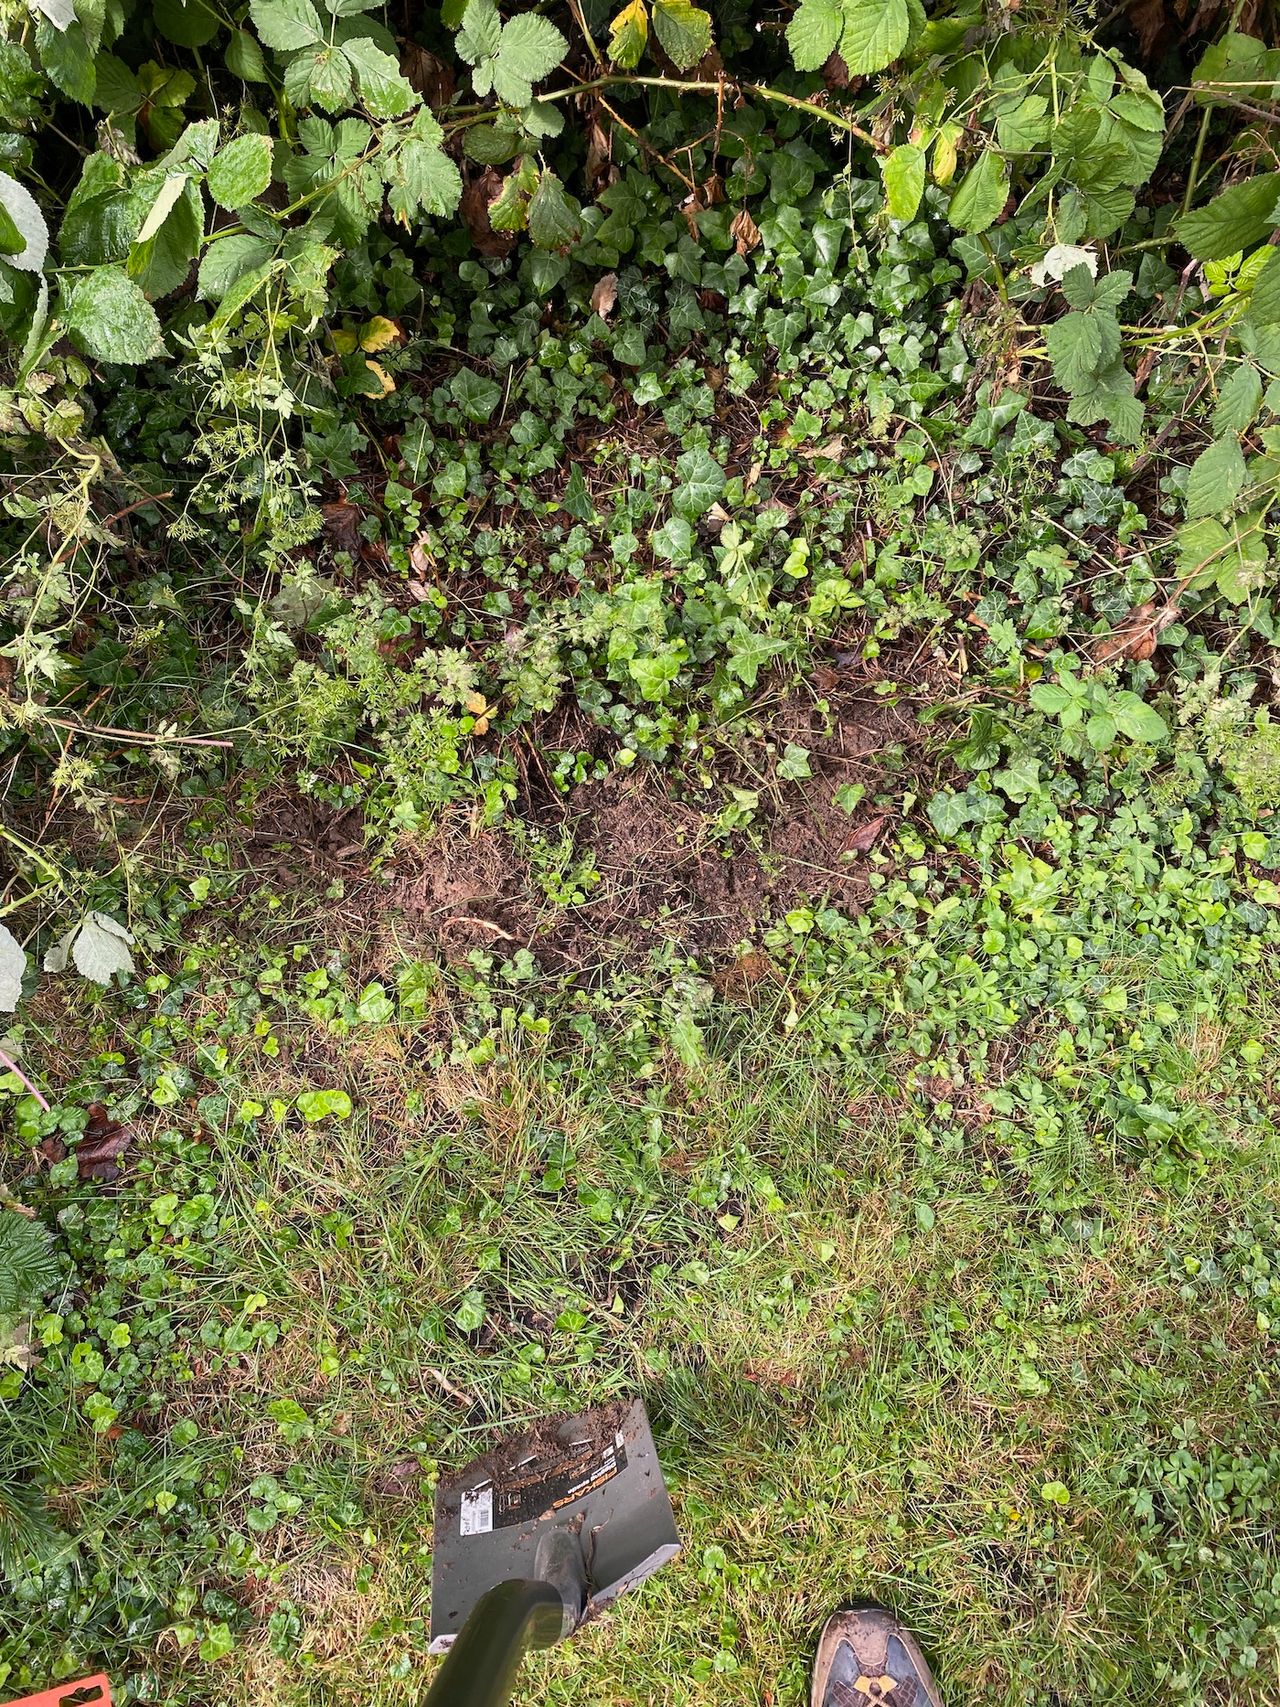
[391,656,946,974]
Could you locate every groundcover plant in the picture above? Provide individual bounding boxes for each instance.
[1,0,1280,1700]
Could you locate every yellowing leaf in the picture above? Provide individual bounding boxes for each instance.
[364,359,395,396]
[932,124,960,186]
[464,690,489,714]
[330,327,358,354]
[360,315,402,352]
[608,0,648,66]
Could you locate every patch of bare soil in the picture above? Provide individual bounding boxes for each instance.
[391,657,948,975]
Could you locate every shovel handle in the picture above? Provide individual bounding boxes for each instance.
[423,1579,569,1707]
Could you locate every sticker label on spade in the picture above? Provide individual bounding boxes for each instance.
[459,1431,628,1535]
[459,1484,493,1536]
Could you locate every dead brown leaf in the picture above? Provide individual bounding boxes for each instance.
[460,168,515,258]
[400,42,454,109]
[730,208,761,256]
[1088,601,1179,668]
[375,1457,423,1500]
[845,813,890,853]
[590,272,618,318]
[75,1103,134,1180]
[804,435,847,462]
[821,51,852,88]
[743,1359,799,1389]
[585,121,613,196]
[321,500,363,559]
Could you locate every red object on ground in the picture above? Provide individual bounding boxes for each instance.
[0,1678,112,1707]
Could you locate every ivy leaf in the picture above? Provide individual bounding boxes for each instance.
[527,169,582,251]
[882,143,925,222]
[948,149,1008,234]
[672,445,725,518]
[651,0,711,69]
[562,464,595,521]
[1184,433,1247,519]
[608,0,648,67]
[1176,172,1280,261]
[454,1288,486,1331]
[249,0,322,50]
[840,0,909,76]
[66,266,164,363]
[786,0,841,71]
[1213,363,1263,436]
[0,926,25,1014]
[449,366,501,421]
[652,515,693,562]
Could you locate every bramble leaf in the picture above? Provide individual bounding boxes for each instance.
[883,144,925,222]
[249,0,321,52]
[527,170,581,250]
[0,172,50,273]
[786,0,841,71]
[948,149,1008,234]
[66,267,164,362]
[341,34,417,116]
[1212,363,1262,436]
[1246,247,1280,325]
[207,134,274,209]
[1110,692,1168,743]
[1176,172,1280,261]
[840,0,909,75]
[608,0,648,66]
[651,0,711,69]
[0,927,25,1014]
[1184,433,1246,519]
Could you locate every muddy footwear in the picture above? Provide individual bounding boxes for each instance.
[810,1606,944,1707]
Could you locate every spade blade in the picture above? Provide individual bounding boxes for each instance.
[429,1397,679,1652]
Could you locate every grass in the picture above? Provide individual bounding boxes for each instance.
[107,923,1278,1707]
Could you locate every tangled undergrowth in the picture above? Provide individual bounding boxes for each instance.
[3,0,1280,1702]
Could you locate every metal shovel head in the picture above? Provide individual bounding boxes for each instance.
[429,1396,679,1653]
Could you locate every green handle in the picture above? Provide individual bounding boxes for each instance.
[423,1579,568,1707]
